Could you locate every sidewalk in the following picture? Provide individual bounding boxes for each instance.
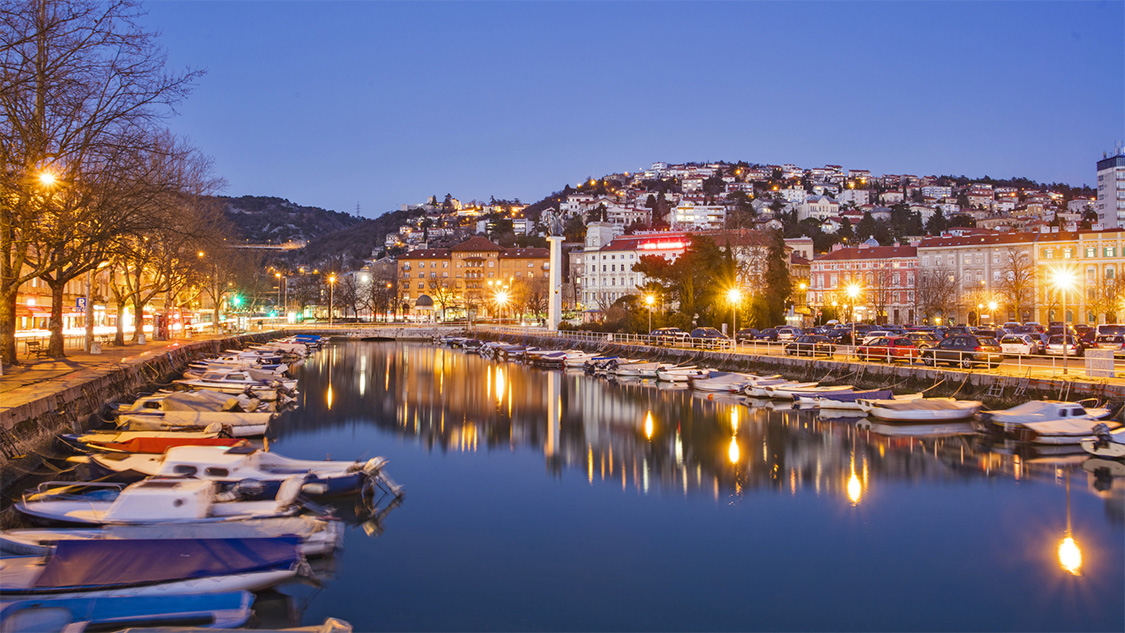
[0,332,241,396]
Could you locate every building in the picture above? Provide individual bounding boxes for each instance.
[809,243,919,325]
[671,202,726,230]
[1096,148,1125,228]
[396,236,549,320]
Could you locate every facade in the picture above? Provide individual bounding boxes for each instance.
[397,236,549,319]
[809,244,919,325]
[671,202,726,230]
[1096,150,1125,228]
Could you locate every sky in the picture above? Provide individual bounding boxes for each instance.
[140,1,1125,218]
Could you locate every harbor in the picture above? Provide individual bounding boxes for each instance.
[1,337,1122,630]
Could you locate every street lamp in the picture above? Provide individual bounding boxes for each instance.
[845,282,862,353]
[275,272,282,323]
[644,294,655,333]
[1051,266,1077,375]
[726,287,742,349]
[328,274,337,326]
[496,289,510,326]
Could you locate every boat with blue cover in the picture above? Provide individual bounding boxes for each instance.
[0,538,304,597]
[0,592,254,631]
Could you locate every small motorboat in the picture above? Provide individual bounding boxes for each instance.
[88,445,403,498]
[688,371,753,392]
[0,538,304,597]
[1080,423,1125,458]
[980,400,1116,431]
[738,376,793,397]
[0,515,343,557]
[0,591,254,630]
[114,390,270,415]
[796,390,923,411]
[612,361,661,379]
[561,351,599,368]
[14,477,308,526]
[656,365,710,383]
[173,369,297,399]
[116,410,273,437]
[857,398,982,422]
[57,426,240,454]
[762,383,853,400]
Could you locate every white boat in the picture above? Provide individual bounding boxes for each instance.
[14,478,308,526]
[613,361,661,378]
[738,377,792,397]
[117,412,271,437]
[763,383,853,400]
[562,351,600,368]
[858,398,982,422]
[797,390,923,411]
[174,369,296,399]
[689,371,754,392]
[1080,423,1125,458]
[656,365,710,382]
[981,400,1115,431]
[89,445,402,498]
[0,515,343,557]
[0,537,304,598]
[116,390,271,415]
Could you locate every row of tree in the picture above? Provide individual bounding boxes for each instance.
[1,0,239,362]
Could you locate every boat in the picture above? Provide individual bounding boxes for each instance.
[88,445,403,498]
[173,369,297,399]
[655,365,710,382]
[116,410,273,437]
[0,538,304,597]
[561,351,599,368]
[0,591,254,631]
[14,477,309,526]
[114,390,270,415]
[612,361,661,378]
[980,400,1116,430]
[737,376,793,397]
[0,515,344,557]
[57,426,239,454]
[762,383,853,400]
[857,398,982,422]
[795,390,923,411]
[1080,423,1125,458]
[688,371,753,392]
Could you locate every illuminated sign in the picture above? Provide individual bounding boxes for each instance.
[639,241,686,251]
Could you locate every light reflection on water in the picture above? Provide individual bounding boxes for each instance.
[271,342,1124,632]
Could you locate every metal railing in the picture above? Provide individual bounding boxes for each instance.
[470,325,1125,381]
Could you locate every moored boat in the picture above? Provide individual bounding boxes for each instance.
[1080,423,1125,458]
[857,398,982,422]
[0,591,254,631]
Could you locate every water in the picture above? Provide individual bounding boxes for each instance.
[268,342,1122,631]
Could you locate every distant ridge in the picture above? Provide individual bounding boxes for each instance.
[217,195,363,244]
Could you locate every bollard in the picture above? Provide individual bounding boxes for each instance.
[90,341,102,355]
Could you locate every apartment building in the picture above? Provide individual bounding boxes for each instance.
[809,243,919,325]
[1096,149,1125,228]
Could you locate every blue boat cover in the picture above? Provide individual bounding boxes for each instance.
[813,389,893,402]
[33,538,299,589]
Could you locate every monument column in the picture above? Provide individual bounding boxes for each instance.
[548,235,563,330]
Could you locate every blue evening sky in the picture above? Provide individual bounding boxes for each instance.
[141,1,1125,218]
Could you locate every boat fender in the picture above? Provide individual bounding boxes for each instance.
[203,422,224,435]
[302,482,329,495]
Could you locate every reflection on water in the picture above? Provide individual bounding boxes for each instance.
[272,342,1124,631]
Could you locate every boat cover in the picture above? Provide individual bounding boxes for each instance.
[810,389,892,402]
[246,369,282,382]
[161,391,244,412]
[32,538,299,589]
[870,399,980,411]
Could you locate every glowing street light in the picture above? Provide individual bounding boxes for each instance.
[37,169,58,188]
[328,274,337,326]
[845,282,862,353]
[644,294,655,333]
[727,287,742,350]
[1051,266,1077,375]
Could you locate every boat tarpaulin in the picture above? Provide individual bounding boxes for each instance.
[161,391,243,412]
[811,389,892,402]
[33,538,299,589]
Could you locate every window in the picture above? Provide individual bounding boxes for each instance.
[1086,246,1097,258]
[1064,247,1073,259]
[1106,246,1117,257]
[204,467,229,477]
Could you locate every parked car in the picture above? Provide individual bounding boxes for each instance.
[690,327,729,349]
[825,328,854,345]
[756,328,779,342]
[920,335,1003,368]
[905,332,940,349]
[776,326,803,340]
[784,335,835,357]
[1073,324,1096,344]
[1044,334,1088,357]
[1094,333,1125,356]
[860,330,892,345]
[735,328,760,343]
[651,327,690,345]
[1000,334,1043,356]
[856,336,920,363]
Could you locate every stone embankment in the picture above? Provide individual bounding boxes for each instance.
[0,332,275,495]
[283,325,464,341]
[473,330,1125,409]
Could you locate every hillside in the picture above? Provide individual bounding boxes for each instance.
[218,195,363,243]
[300,207,427,262]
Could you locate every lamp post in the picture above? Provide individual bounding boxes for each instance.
[726,287,742,350]
[328,274,336,326]
[644,294,655,333]
[1051,267,1076,375]
[845,282,862,355]
[275,272,282,324]
[385,282,393,322]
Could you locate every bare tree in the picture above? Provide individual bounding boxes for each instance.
[868,265,895,325]
[997,245,1035,322]
[916,266,961,323]
[1088,276,1125,324]
[0,0,199,361]
[426,278,458,322]
[336,274,360,320]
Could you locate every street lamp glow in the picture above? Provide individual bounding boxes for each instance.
[988,301,998,312]
[644,294,655,307]
[845,282,861,300]
[37,169,58,188]
[1051,267,1077,292]
[726,287,742,305]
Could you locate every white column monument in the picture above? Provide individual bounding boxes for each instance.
[547,235,563,330]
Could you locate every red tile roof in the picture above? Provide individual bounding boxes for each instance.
[451,236,503,252]
[815,245,917,261]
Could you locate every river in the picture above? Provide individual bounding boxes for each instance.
[254,341,1125,631]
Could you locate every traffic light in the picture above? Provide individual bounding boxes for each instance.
[230,295,242,307]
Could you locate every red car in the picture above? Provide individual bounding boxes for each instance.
[857,336,920,362]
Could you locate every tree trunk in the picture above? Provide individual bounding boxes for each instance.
[213,303,221,334]
[114,303,126,345]
[48,281,65,357]
[0,290,18,365]
[132,299,145,343]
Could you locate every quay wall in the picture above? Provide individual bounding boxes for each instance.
[472,330,1125,409]
[0,332,275,495]
[283,325,464,341]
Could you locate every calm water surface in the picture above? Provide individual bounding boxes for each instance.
[268,342,1124,632]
